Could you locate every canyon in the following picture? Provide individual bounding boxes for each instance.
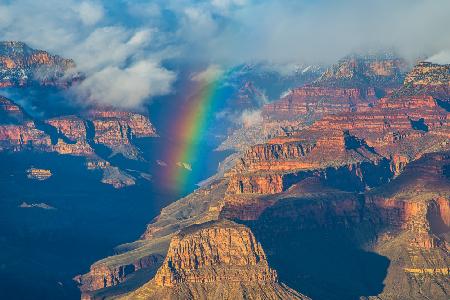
[0,40,449,300]
[76,59,449,300]
[0,41,159,188]
[0,97,157,188]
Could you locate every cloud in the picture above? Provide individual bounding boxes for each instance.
[240,109,263,127]
[427,50,450,65]
[197,0,450,65]
[0,0,175,108]
[190,65,224,83]
[0,0,449,108]
[74,60,175,108]
[211,0,248,11]
[76,1,104,26]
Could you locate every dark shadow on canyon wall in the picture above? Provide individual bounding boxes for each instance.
[242,197,390,300]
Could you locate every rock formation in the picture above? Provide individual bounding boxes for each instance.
[0,96,157,188]
[399,61,449,102]
[78,60,449,299]
[0,41,78,87]
[118,220,309,300]
[86,110,157,159]
[26,168,52,180]
[315,53,407,88]
[46,116,94,155]
[262,54,408,120]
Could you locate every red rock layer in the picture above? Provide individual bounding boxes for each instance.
[263,86,377,119]
[0,121,51,151]
[317,55,407,87]
[0,96,22,113]
[400,61,449,100]
[0,96,29,124]
[154,220,277,287]
[0,41,76,87]
[46,116,94,155]
[88,110,157,150]
[120,220,308,300]
[76,254,164,292]
[238,93,448,186]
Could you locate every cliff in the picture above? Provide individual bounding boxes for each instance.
[78,60,449,299]
[234,80,449,194]
[263,86,378,119]
[46,116,94,155]
[366,152,450,300]
[262,54,407,121]
[224,151,450,300]
[315,53,407,88]
[0,96,52,150]
[0,41,78,87]
[0,97,157,188]
[398,61,449,102]
[86,110,157,159]
[118,220,309,300]
[0,96,31,124]
[0,120,52,151]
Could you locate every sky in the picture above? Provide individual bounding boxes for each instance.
[0,0,449,108]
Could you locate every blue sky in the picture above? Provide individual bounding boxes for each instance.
[0,0,449,108]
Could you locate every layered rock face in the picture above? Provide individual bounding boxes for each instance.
[87,110,157,159]
[223,152,449,300]
[217,63,449,299]
[316,54,407,88]
[78,60,449,299]
[262,55,407,120]
[399,61,449,101]
[46,116,94,155]
[0,96,29,124]
[0,96,53,150]
[77,180,229,299]
[263,86,378,119]
[119,220,308,300]
[76,254,164,294]
[366,152,450,300]
[233,80,448,196]
[0,120,52,151]
[0,96,157,187]
[217,118,307,152]
[0,41,77,87]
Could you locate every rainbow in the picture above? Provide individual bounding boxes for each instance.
[165,69,224,194]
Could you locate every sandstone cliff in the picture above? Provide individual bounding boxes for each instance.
[398,61,449,102]
[263,86,378,120]
[0,96,157,188]
[86,110,157,159]
[78,60,449,300]
[0,41,78,87]
[118,220,309,300]
[315,53,407,88]
[262,54,408,120]
[222,152,449,300]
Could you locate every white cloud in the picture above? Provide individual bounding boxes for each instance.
[1,0,450,108]
[427,50,450,65]
[0,0,177,108]
[76,1,104,26]
[191,65,224,83]
[74,60,175,108]
[211,0,248,10]
[240,110,263,127]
